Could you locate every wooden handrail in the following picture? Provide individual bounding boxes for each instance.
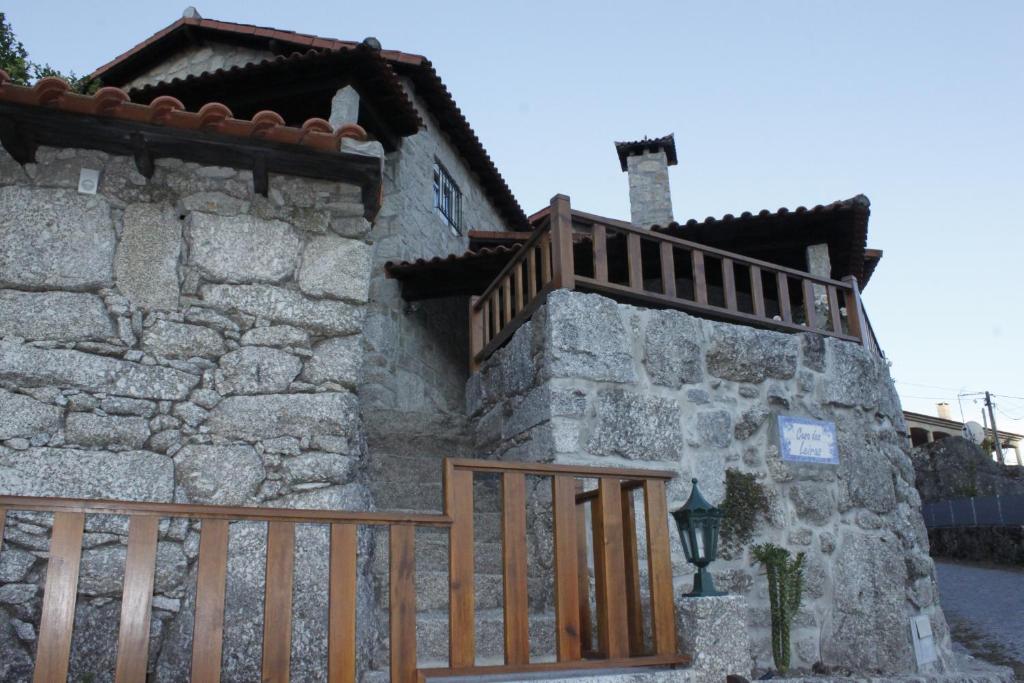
[2,457,687,682]
[447,458,674,480]
[0,495,451,526]
[467,194,878,370]
[442,457,680,675]
[0,495,445,683]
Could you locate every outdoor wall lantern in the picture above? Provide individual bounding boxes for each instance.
[671,478,725,597]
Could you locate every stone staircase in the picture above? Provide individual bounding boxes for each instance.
[362,416,559,677]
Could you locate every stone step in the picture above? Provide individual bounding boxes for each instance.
[368,528,505,577]
[410,609,557,663]
[373,569,555,613]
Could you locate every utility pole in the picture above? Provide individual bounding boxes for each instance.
[985,391,1006,465]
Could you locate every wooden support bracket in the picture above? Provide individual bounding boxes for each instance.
[131,133,154,179]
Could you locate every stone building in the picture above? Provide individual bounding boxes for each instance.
[0,10,1007,683]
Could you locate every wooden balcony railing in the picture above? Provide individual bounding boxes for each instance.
[0,496,449,683]
[436,459,687,680]
[0,458,687,682]
[469,194,879,369]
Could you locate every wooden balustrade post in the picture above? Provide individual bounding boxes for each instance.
[262,521,296,683]
[627,234,643,290]
[722,257,738,311]
[620,487,645,656]
[592,223,609,283]
[329,523,358,683]
[776,273,792,323]
[390,525,417,683]
[549,194,575,290]
[445,462,476,667]
[502,472,530,665]
[691,250,708,305]
[750,265,766,317]
[33,511,85,683]
[468,296,484,373]
[191,519,229,683]
[642,481,678,656]
[552,477,582,661]
[843,276,874,353]
[575,492,593,654]
[114,515,160,683]
[660,243,677,297]
[592,479,629,658]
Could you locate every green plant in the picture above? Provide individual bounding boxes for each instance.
[720,469,770,555]
[752,542,805,673]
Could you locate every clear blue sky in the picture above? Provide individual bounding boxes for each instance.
[7,1,1024,437]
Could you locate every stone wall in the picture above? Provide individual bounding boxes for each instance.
[468,290,956,676]
[361,77,512,422]
[121,42,275,91]
[0,145,378,681]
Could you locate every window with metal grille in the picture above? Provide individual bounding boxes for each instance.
[433,161,463,234]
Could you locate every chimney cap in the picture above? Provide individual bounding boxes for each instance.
[614,133,677,171]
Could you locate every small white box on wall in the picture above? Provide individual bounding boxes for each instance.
[78,168,101,195]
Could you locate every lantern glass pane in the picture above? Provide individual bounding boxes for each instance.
[680,526,692,560]
[693,519,706,560]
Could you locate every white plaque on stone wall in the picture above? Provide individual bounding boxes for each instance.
[911,614,938,666]
[777,416,839,465]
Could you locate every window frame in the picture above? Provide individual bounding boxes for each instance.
[432,160,464,235]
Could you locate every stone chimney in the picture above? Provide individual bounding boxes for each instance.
[937,402,953,421]
[614,134,677,228]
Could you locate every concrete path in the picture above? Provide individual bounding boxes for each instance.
[934,560,1024,675]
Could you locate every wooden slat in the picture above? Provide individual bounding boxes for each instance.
[540,234,552,284]
[114,515,159,683]
[501,472,530,665]
[526,246,538,299]
[552,477,582,662]
[643,481,677,656]
[691,250,708,305]
[802,278,818,329]
[777,272,792,323]
[329,524,357,683]
[660,242,676,298]
[514,262,525,314]
[750,265,766,317]
[592,479,629,658]
[0,506,6,548]
[389,525,417,683]
[592,223,609,283]
[262,521,295,683]
[550,194,576,289]
[191,519,229,683]
[627,233,643,290]
[843,276,875,353]
[620,488,645,656]
[502,280,513,326]
[722,257,737,311]
[445,465,476,667]
[468,296,484,373]
[575,498,593,653]
[491,291,500,339]
[33,511,85,683]
[827,285,842,334]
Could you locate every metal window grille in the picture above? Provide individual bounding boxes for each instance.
[433,162,463,234]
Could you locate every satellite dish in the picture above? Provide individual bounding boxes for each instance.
[963,421,985,444]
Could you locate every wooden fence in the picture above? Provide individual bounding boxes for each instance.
[469,194,878,369]
[0,458,687,682]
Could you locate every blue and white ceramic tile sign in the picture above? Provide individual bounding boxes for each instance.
[777,416,839,465]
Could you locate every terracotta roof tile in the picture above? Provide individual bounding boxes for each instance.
[89,16,527,229]
[0,70,368,154]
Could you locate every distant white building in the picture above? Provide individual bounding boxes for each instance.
[905,403,1023,465]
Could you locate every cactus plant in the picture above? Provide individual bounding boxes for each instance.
[752,542,805,673]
